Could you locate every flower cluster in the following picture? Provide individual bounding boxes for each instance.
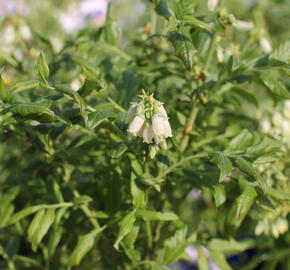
[127,91,172,146]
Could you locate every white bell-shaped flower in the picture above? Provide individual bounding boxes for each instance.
[126,91,172,146]
[208,0,218,11]
[128,115,145,136]
[143,124,154,144]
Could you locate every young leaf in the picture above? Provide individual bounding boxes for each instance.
[114,211,136,250]
[37,52,50,83]
[136,209,178,221]
[259,73,290,99]
[68,227,104,266]
[209,152,233,182]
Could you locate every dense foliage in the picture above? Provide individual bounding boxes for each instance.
[1,0,290,269]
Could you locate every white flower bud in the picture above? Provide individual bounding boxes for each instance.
[128,116,145,136]
[260,37,272,53]
[208,0,218,11]
[143,124,154,144]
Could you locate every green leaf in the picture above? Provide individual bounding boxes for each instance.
[208,238,255,253]
[212,184,226,207]
[130,174,147,208]
[111,142,128,158]
[37,52,50,83]
[246,137,281,158]
[229,129,253,149]
[30,208,55,251]
[163,227,196,264]
[0,75,7,101]
[68,227,104,266]
[234,157,266,191]
[259,73,290,99]
[175,0,196,19]
[197,246,209,270]
[114,211,136,250]
[270,40,290,63]
[8,103,55,118]
[9,205,46,225]
[209,250,232,270]
[10,80,40,93]
[232,87,258,108]
[48,225,63,256]
[87,110,117,129]
[178,17,214,32]
[153,0,172,20]
[73,195,93,205]
[227,181,257,228]
[136,209,178,221]
[209,152,233,182]
[168,29,197,71]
